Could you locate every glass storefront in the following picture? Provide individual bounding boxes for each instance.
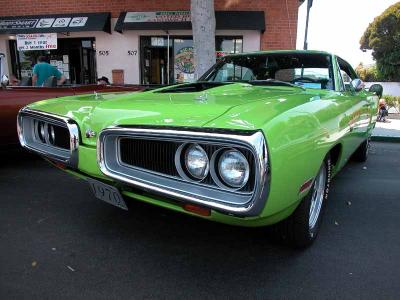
[140,36,243,85]
[9,37,97,85]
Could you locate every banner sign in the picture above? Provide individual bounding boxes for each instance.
[16,33,57,51]
[124,11,191,23]
[0,17,88,30]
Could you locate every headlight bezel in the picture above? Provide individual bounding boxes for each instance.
[17,107,80,168]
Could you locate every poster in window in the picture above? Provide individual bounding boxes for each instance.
[56,61,63,70]
[174,46,195,83]
[62,55,69,64]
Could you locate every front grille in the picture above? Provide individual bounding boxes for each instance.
[119,138,180,176]
[118,137,255,192]
[98,128,269,216]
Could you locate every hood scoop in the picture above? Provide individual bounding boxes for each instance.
[156,82,232,93]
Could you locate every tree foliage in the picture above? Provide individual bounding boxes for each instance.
[355,63,382,82]
[360,2,400,81]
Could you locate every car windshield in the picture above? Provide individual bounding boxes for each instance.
[199,53,335,90]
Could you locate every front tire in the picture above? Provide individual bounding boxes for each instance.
[275,156,331,248]
[352,137,370,162]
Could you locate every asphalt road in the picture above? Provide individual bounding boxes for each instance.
[1,142,399,299]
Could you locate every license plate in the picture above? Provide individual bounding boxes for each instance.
[88,178,128,210]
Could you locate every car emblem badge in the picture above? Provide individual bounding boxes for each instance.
[85,129,96,138]
[195,93,208,103]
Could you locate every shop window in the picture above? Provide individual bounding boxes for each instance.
[140,36,243,85]
[215,37,243,58]
[9,37,97,85]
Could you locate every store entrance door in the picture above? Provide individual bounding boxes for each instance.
[140,36,173,85]
[146,47,168,85]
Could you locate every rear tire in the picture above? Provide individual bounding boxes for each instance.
[274,156,331,248]
[352,137,370,162]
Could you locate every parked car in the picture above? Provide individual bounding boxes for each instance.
[0,84,143,148]
[17,50,382,247]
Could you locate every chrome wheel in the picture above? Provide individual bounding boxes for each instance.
[309,164,327,230]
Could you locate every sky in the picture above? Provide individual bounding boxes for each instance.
[296,0,399,67]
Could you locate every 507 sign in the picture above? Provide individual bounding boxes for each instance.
[128,50,137,56]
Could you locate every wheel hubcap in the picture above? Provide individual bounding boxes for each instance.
[309,164,327,230]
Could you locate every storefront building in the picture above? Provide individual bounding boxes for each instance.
[0,0,303,85]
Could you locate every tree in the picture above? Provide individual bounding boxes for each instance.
[360,2,400,81]
[191,0,216,80]
[355,63,381,82]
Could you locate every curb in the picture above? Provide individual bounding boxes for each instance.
[371,136,400,143]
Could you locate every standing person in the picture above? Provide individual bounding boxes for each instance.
[32,56,66,87]
[377,98,389,122]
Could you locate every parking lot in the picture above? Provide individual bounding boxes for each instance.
[1,142,399,299]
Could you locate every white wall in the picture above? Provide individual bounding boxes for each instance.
[0,18,261,84]
[365,82,400,97]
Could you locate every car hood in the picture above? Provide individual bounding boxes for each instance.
[27,83,311,146]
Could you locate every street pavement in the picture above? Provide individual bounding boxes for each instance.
[0,142,399,299]
[373,117,400,138]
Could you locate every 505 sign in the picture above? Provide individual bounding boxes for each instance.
[98,50,110,56]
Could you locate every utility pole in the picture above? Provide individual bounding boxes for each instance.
[303,0,313,50]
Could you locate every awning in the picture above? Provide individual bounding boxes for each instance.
[0,12,111,34]
[115,11,265,33]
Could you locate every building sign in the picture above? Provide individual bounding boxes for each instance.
[0,17,88,30]
[16,33,57,51]
[0,19,38,29]
[124,11,191,23]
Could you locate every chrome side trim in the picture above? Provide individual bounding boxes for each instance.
[17,107,80,168]
[97,127,269,217]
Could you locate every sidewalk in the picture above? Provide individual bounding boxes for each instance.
[372,115,400,141]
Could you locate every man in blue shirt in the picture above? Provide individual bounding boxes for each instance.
[32,56,66,87]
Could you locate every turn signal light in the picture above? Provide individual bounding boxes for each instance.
[183,203,211,216]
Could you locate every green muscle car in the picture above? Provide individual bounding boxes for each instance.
[17,50,383,247]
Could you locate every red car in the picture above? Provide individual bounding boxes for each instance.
[0,84,143,148]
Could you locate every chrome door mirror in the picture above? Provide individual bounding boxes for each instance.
[351,78,364,92]
[369,84,383,98]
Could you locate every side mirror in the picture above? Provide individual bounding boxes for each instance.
[369,84,383,98]
[1,74,8,86]
[351,78,364,92]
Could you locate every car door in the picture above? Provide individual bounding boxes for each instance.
[337,58,371,148]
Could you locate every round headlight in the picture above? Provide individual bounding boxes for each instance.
[218,150,250,188]
[38,121,46,143]
[48,125,55,145]
[185,144,209,180]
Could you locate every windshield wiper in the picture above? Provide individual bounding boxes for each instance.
[247,79,305,90]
